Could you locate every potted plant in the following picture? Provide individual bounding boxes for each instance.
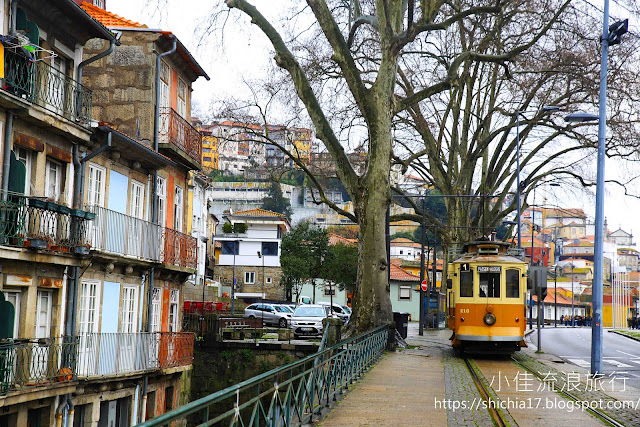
[222,222,233,234]
[233,222,248,234]
[70,209,85,218]
[28,235,52,250]
[74,243,91,256]
[28,197,47,209]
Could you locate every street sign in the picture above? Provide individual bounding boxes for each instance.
[421,280,428,292]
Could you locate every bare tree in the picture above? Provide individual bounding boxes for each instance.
[212,0,640,331]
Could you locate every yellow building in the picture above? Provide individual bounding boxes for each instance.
[201,130,219,171]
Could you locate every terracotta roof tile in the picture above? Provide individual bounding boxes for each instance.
[390,264,420,282]
[80,2,147,28]
[232,208,286,218]
[328,233,358,246]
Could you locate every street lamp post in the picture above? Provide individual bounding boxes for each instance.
[571,253,575,327]
[554,264,558,327]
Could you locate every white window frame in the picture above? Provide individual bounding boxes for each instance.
[120,286,138,333]
[35,290,53,338]
[169,289,179,332]
[78,281,101,334]
[45,159,62,201]
[15,147,33,195]
[129,179,144,219]
[151,287,162,333]
[244,271,256,284]
[174,186,183,231]
[177,78,187,118]
[87,163,106,208]
[156,176,167,227]
[160,61,170,110]
[265,277,272,285]
[3,291,21,338]
[399,286,411,301]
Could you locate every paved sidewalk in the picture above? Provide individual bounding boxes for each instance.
[320,323,447,426]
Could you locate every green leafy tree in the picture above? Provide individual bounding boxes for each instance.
[280,222,329,301]
[261,180,293,219]
[321,243,358,294]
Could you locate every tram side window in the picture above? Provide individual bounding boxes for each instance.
[479,273,500,298]
[460,271,473,297]
[506,269,520,298]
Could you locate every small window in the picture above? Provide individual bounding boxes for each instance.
[262,242,278,256]
[479,272,500,298]
[399,286,411,300]
[244,271,255,284]
[266,277,272,284]
[460,271,473,297]
[506,269,520,298]
[221,241,239,255]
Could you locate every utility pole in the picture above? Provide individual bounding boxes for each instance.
[419,198,426,336]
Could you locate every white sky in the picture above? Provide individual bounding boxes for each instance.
[105,0,640,239]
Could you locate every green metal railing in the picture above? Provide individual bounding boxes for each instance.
[137,325,389,426]
[2,49,93,127]
[0,192,91,253]
[0,337,77,396]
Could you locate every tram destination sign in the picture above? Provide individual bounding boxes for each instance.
[477,266,501,273]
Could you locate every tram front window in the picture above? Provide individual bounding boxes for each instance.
[479,273,500,298]
[506,269,520,298]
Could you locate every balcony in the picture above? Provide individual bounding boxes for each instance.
[0,193,91,254]
[0,337,77,396]
[75,332,194,379]
[158,107,202,170]
[2,48,93,128]
[163,227,197,270]
[88,205,162,262]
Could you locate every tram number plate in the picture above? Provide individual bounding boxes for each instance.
[459,309,470,314]
[477,266,501,273]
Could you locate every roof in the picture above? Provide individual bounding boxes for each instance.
[390,264,420,282]
[533,288,587,305]
[545,208,587,218]
[391,238,422,248]
[81,2,209,81]
[232,208,287,218]
[328,233,358,246]
[80,2,147,27]
[217,121,263,131]
[95,124,177,168]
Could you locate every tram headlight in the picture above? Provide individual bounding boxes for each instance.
[483,313,496,326]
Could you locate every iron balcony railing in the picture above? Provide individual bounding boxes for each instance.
[2,48,93,127]
[76,332,194,379]
[158,107,202,167]
[0,337,77,396]
[0,192,91,253]
[163,227,197,270]
[88,205,162,262]
[138,325,389,427]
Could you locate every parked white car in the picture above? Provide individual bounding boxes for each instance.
[317,302,351,325]
[243,303,292,328]
[290,304,331,337]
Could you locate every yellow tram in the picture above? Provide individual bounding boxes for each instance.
[446,240,528,354]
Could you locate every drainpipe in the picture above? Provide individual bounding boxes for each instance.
[10,0,19,37]
[55,395,68,427]
[77,40,115,86]
[142,34,177,423]
[1,111,14,201]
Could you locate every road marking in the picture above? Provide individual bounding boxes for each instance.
[616,350,639,358]
[626,359,640,365]
[604,360,633,368]
[567,358,591,367]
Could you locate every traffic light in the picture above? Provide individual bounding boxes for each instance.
[608,19,628,46]
[529,266,548,300]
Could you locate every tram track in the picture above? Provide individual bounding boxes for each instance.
[463,357,508,427]
[510,356,626,427]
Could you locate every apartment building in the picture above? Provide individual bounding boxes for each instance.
[0,1,117,425]
[75,1,209,423]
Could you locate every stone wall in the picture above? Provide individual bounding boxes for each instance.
[215,265,284,299]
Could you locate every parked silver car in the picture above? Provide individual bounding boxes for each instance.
[290,304,331,337]
[243,303,292,328]
[318,302,351,325]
